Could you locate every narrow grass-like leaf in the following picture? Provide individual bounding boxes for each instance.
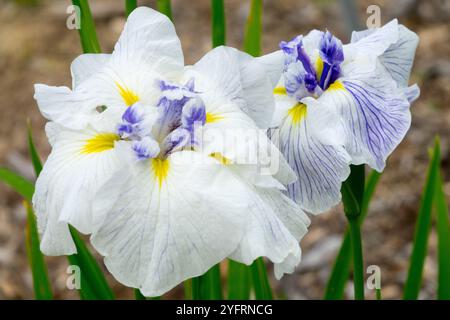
[27,121,42,176]
[434,141,450,300]
[250,258,272,300]
[24,201,53,300]
[211,0,226,47]
[227,260,251,300]
[243,0,262,57]
[184,279,193,300]
[134,289,146,300]
[0,168,34,201]
[72,0,101,53]
[125,0,137,17]
[68,226,115,300]
[376,288,382,300]
[324,169,381,299]
[403,138,440,299]
[157,0,172,21]
[192,264,223,300]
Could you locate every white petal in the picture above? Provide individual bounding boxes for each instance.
[200,104,296,186]
[351,22,419,87]
[274,93,351,213]
[90,151,250,296]
[189,46,276,128]
[33,128,123,256]
[110,7,184,79]
[34,84,93,130]
[255,50,284,87]
[71,53,111,89]
[229,187,310,279]
[323,63,412,171]
[344,19,399,75]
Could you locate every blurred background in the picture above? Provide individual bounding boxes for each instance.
[0,0,449,299]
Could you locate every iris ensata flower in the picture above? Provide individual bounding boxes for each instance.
[33,7,310,295]
[270,19,419,213]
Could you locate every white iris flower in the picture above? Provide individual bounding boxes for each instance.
[271,19,419,213]
[33,7,310,296]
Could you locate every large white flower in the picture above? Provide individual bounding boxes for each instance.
[33,7,310,296]
[270,19,419,213]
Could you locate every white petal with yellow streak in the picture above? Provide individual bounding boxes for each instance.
[33,127,123,255]
[90,151,250,296]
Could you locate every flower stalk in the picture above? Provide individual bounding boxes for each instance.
[341,165,365,300]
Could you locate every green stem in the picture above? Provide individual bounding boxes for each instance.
[341,165,365,300]
[348,217,364,300]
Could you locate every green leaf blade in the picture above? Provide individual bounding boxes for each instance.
[72,0,101,53]
[68,227,115,300]
[227,260,251,300]
[125,0,137,17]
[250,258,272,300]
[24,201,53,300]
[434,140,450,300]
[157,0,172,21]
[243,0,262,57]
[192,264,223,300]
[0,168,34,202]
[27,121,42,177]
[403,138,441,299]
[211,0,226,48]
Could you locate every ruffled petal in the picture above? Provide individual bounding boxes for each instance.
[33,127,123,255]
[229,187,310,279]
[322,62,412,171]
[188,46,277,129]
[71,53,111,89]
[351,22,419,88]
[110,7,184,79]
[343,19,399,75]
[34,84,96,130]
[90,151,250,297]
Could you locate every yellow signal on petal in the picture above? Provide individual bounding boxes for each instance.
[116,82,139,106]
[206,112,224,123]
[81,133,120,154]
[316,56,324,81]
[327,81,345,91]
[152,158,170,188]
[288,103,307,125]
[210,152,232,165]
[273,87,287,95]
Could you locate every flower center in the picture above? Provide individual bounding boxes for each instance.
[280,31,344,101]
[116,78,206,160]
